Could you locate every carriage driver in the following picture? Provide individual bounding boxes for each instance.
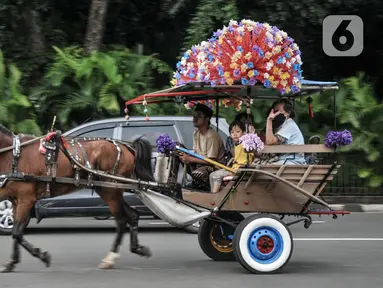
[179,103,226,190]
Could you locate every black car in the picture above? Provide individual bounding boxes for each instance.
[0,116,230,235]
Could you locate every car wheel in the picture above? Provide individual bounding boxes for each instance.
[0,198,31,236]
[0,198,14,235]
[184,221,200,234]
[94,216,111,220]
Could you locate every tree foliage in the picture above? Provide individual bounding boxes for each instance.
[29,45,174,131]
[0,51,42,135]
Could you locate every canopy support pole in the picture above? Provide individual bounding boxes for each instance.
[215,96,219,132]
[333,89,337,129]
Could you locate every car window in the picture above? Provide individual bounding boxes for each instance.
[176,121,195,148]
[176,121,228,149]
[121,125,179,147]
[71,127,115,138]
[215,126,228,143]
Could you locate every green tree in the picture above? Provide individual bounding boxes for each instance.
[311,73,383,187]
[29,45,174,131]
[0,50,42,135]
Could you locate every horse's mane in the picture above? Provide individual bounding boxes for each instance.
[0,124,38,140]
[0,125,14,137]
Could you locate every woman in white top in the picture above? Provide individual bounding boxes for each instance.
[265,99,306,165]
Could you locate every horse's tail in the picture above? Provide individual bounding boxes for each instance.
[132,136,155,182]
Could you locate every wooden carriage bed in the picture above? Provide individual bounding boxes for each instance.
[182,144,339,214]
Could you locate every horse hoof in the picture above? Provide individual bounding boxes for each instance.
[0,263,15,273]
[98,262,115,269]
[135,246,152,258]
[41,251,51,268]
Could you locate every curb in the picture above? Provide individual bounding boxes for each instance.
[330,204,383,213]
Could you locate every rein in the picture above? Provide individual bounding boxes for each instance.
[0,136,45,154]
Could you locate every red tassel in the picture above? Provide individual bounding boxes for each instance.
[309,103,314,118]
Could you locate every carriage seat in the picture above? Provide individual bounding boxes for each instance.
[221,143,335,184]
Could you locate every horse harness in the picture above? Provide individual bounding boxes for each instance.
[0,131,136,199]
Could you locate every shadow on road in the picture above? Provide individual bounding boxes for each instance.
[23,226,191,235]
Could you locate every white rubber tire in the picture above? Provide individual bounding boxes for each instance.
[233,214,293,274]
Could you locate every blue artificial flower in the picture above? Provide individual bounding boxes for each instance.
[237,46,244,52]
[209,36,217,43]
[247,62,254,69]
[291,85,300,93]
[285,52,290,59]
[183,52,189,59]
[277,57,283,64]
[176,61,182,69]
[241,78,249,85]
[264,80,271,88]
[253,70,259,76]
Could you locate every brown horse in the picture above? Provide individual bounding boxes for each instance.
[0,124,155,272]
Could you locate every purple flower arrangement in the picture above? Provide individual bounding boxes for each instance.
[324,130,353,148]
[156,134,176,154]
[239,133,265,153]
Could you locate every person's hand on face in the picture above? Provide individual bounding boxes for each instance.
[267,109,282,121]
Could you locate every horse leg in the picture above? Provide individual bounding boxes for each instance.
[1,199,20,273]
[123,202,152,258]
[1,196,51,273]
[97,191,151,269]
[98,195,128,269]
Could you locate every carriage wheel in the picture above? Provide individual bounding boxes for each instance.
[233,214,293,274]
[198,212,244,261]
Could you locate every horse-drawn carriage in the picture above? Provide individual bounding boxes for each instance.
[0,19,351,274]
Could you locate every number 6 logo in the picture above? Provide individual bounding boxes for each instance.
[323,15,363,57]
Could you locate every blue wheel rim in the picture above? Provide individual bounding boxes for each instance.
[247,226,284,264]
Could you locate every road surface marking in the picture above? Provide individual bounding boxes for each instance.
[312,221,326,223]
[294,238,383,241]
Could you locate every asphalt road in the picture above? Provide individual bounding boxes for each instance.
[1,213,383,288]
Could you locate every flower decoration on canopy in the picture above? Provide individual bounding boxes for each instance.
[170,19,303,94]
[239,133,265,153]
[184,99,215,110]
[324,130,353,148]
[156,134,176,154]
[221,98,243,111]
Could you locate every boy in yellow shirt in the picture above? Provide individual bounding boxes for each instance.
[209,120,254,193]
